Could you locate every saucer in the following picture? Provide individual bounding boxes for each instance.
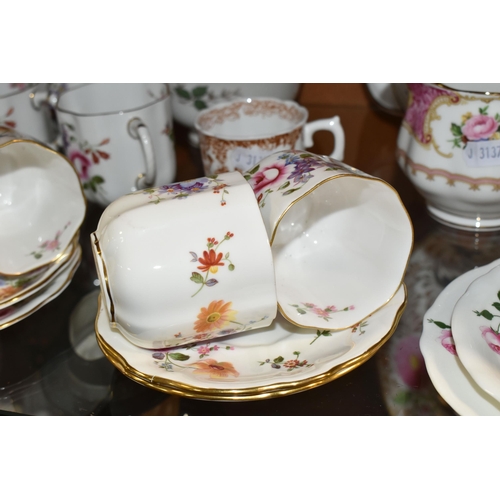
[0,245,82,330]
[452,264,500,402]
[95,283,407,401]
[420,258,500,415]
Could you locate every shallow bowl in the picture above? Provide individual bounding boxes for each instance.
[0,137,86,275]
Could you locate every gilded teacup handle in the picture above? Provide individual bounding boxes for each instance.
[303,115,345,161]
[128,117,156,190]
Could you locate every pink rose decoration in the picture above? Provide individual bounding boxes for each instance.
[480,326,500,354]
[249,163,289,194]
[68,148,92,181]
[462,114,498,141]
[439,329,457,356]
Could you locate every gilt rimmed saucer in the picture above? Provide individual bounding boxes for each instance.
[420,258,500,415]
[0,245,82,330]
[95,283,407,401]
[452,264,500,403]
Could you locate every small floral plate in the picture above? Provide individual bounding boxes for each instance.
[451,264,500,403]
[420,258,500,415]
[95,284,407,401]
[0,245,81,330]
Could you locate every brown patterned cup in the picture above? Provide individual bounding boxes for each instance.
[195,97,345,176]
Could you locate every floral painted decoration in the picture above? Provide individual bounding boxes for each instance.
[0,107,15,129]
[427,318,457,355]
[258,351,313,371]
[29,222,71,260]
[472,292,500,354]
[62,123,110,194]
[174,84,242,111]
[290,301,355,322]
[139,175,230,206]
[190,232,235,297]
[245,151,346,208]
[450,106,500,149]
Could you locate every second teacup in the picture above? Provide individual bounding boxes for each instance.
[195,97,345,176]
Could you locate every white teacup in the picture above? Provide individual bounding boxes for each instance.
[56,83,176,207]
[0,84,55,145]
[91,170,277,349]
[397,83,500,231]
[195,97,345,176]
[244,150,413,332]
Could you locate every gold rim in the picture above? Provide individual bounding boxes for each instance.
[94,284,407,401]
[434,83,500,97]
[0,138,87,276]
[269,172,414,333]
[90,233,115,322]
[0,248,82,331]
[0,233,80,307]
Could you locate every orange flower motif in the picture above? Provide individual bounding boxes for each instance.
[194,300,237,334]
[189,358,239,379]
[197,249,224,273]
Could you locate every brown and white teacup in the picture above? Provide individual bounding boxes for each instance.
[195,97,345,176]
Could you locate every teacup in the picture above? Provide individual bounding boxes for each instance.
[244,150,413,331]
[91,170,277,349]
[55,83,176,207]
[195,97,345,176]
[0,84,55,145]
[397,83,500,231]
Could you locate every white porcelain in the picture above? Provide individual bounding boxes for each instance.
[95,284,406,400]
[397,83,500,231]
[0,235,78,307]
[195,97,344,176]
[56,83,176,207]
[420,257,500,416]
[366,83,408,115]
[0,83,55,145]
[451,264,500,402]
[244,150,413,332]
[91,170,277,349]
[171,83,301,130]
[0,134,86,276]
[0,244,82,330]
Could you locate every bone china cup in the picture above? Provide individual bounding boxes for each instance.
[56,83,176,207]
[397,83,500,231]
[91,170,278,349]
[244,150,413,332]
[0,132,86,276]
[195,97,345,176]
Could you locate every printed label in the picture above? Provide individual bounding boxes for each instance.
[462,139,500,168]
[229,147,271,171]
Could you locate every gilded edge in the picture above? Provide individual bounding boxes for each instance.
[0,138,87,276]
[0,249,82,330]
[91,233,115,322]
[269,173,414,332]
[93,285,407,401]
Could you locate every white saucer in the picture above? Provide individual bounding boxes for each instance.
[0,245,82,330]
[452,264,500,402]
[420,258,500,415]
[95,284,407,401]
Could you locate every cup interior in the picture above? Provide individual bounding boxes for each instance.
[57,83,169,116]
[196,98,307,140]
[272,175,412,330]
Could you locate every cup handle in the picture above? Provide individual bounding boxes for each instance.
[303,115,345,161]
[128,118,156,190]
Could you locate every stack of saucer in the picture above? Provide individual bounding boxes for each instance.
[91,151,414,401]
[0,132,86,330]
[420,258,500,415]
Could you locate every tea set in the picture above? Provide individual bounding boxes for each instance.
[3,82,500,409]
